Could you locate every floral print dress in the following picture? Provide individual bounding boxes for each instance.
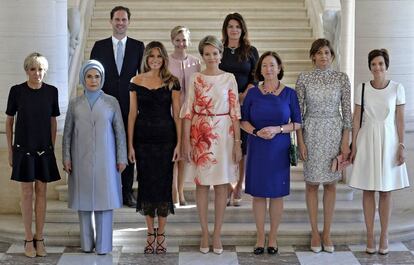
[180,72,241,186]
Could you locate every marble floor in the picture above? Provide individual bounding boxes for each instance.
[1,240,414,265]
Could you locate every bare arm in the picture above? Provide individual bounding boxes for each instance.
[5,116,14,167]
[172,90,182,161]
[127,91,138,163]
[350,105,362,162]
[396,104,405,165]
[50,117,57,146]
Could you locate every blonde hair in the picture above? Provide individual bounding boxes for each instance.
[24,52,49,72]
[170,25,191,41]
[141,41,178,89]
[198,35,223,55]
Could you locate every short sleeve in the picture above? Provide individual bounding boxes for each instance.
[172,79,181,91]
[180,73,196,120]
[228,74,241,120]
[396,83,406,105]
[289,88,302,123]
[354,83,363,106]
[241,87,254,122]
[5,85,18,116]
[51,86,60,117]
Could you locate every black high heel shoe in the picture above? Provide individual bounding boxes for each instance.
[156,231,167,254]
[253,246,264,255]
[144,229,157,254]
[267,246,278,254]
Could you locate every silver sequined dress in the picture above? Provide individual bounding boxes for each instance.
[295,68,352,184]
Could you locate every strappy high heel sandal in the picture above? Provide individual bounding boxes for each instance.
[24,239,36,258]
[144,229,157,254]
[156,231,167,254]
[34,237,47,257]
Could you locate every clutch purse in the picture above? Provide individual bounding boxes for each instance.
[289,124,298,166]
[331,154,351,172]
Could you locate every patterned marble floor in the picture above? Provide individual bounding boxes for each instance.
[1,240,414,265]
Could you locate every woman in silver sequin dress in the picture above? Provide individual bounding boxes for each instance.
[296,39,352,253]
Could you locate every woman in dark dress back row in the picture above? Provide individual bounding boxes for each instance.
[5,52,61,258]
[219,12,259,206]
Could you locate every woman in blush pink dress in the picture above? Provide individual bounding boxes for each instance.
[181,35,242,255]
[168,25,201,206]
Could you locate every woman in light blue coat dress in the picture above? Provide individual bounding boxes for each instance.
[62,60,128,254]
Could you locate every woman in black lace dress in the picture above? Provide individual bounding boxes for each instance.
[127,41,181,254]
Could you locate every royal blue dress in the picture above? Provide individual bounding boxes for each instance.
[242,85,301,198]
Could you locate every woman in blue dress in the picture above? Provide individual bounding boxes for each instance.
[241,51,301,255]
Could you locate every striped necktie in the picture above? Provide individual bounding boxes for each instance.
[116,41,124,74]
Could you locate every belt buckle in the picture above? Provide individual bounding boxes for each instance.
[37,151,45,156]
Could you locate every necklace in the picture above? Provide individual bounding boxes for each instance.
[228,47,237,55]
[262,82,281,95]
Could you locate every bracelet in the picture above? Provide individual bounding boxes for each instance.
[399,142,406,149]
[235,139,242,143]
[280,125,284,133]
[252,129,258,136]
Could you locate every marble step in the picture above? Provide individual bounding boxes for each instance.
[94,0,305,8]
[91,16,310,28]
[92,9,308,18]
[88,27,313,39]
[56,182,354,203]
[2,211,414,246]
[44,198,363,224]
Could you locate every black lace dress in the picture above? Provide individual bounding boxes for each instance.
[129,81,180,217]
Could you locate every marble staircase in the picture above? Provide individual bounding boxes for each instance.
[83,0,315,86]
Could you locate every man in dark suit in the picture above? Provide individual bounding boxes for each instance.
[90,6,144,207]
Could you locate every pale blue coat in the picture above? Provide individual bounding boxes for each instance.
[62,93,127,211]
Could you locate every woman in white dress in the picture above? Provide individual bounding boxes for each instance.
[349,49,409,255]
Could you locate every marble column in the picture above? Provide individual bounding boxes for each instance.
[340,0,355,93]
[0,0,68,213]
[355,0,414,211]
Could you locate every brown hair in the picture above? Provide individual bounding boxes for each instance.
[198,35,223,55]
[221,12,252,62]
[368,49,389,70]
[110,6,131,20]
[254,51,284,81]
[309,38,335,62]
[141,41,178,89]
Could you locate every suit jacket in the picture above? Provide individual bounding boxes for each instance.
[90,37,145,125]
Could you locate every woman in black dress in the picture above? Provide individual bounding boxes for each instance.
[127,41,181,254]
[5,52,61,258]
[220,12,259,206]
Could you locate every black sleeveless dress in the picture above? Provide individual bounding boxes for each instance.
[129,81,180,217]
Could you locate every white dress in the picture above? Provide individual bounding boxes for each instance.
[348,81,409,191]
[180,72,241,186]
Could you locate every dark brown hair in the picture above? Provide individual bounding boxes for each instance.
[254,51,284,81]
[221,12,252,62]
[110,6,131,20]
[368,49,389,70]
[309,38,335,62]
[141,41,178,90]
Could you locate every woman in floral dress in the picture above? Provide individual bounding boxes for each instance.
[296,39,352,253]
[181,35,242,254]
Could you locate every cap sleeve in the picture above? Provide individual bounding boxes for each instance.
[51,86,60,117]
[5,85,18,116]
[396,82,406,105]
